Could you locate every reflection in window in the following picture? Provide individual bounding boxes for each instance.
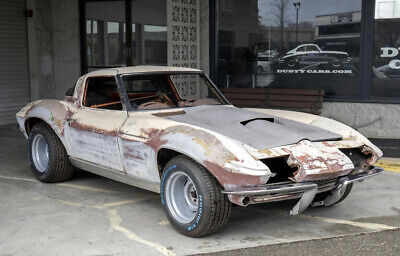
[86,20,99,66]
[85,0,125,71]
[144,25,167,65]
[217,0,362,98]
[84,0,167,71]
[372,0,400,97]
[107,22,126,66]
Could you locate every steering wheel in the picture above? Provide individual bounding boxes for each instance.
[137,101,170,109]
[179,98,197,107]
[158,92,175,107]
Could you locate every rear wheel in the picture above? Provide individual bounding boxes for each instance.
[160,155,232,237]
[28,122,74,182]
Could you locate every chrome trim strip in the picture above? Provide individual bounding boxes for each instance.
[69,157,160,193]
[323,166,384,206]
[342,166,384,186]
[222,183,317,196]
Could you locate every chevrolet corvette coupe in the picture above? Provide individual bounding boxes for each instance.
[16,66,383,237]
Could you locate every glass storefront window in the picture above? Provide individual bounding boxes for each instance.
[144,25,167,65]
[217,0,362,98]
[107,21,126,66]
[372,0,400,98]
[84,0,167,72]
[85,1,125,71]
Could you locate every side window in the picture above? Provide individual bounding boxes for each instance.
[83,77,122,110]
[297,46,306,52]
[307,45,319,52]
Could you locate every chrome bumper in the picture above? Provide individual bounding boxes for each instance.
[222,166,384,215]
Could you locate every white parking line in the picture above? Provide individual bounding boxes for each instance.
[108,209,175,256]
[57,183,118,193]
[296,214,397,230]
[99,195,158,208]
[246,207,398,231]
[0,175,118,193]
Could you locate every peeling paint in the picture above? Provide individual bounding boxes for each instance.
[15,69,383,210]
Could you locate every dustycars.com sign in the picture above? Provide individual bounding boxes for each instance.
[276,69,353,74]
[381,47,400,69]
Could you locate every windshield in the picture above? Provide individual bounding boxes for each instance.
[121,73,228,110]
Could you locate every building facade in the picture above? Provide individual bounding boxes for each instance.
[1,0,400,153]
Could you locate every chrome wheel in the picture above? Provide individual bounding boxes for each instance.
[165,171,198,224]
[31,134,49,173]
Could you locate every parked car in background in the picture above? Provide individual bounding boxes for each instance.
[16,66,383,237]
[275,43,350,69]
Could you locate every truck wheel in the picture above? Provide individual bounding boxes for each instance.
[313,184,353,206]
[160,155,232,237]
[28,122,74,183]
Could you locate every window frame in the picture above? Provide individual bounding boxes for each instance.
[116,71,230,111]
[81,75,129,111]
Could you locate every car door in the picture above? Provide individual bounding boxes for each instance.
[117,76,164,183]
[66,75,127,172]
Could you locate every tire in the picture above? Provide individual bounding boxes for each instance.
[313,183,353,206]
[287,59,297,67]
[160,155,232,237]
[28,122,74,183]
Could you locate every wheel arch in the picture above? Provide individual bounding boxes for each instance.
[25,117,48,135]
[156,146,225,188]
[23,115,71,155]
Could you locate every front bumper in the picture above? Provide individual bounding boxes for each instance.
[222,166,384,215]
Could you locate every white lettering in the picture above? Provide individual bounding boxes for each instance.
[389,59,400,69]
[380,47,399,58]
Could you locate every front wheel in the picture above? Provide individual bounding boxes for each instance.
[28,122,74,183]
[160,155,232,237]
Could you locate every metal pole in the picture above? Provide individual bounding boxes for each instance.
[293,2,300,45]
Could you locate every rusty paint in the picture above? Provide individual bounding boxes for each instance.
[204,160,265,190]
[15,68,385,211]
[152,110,185,117]
[69,120,119,137]
[142,128,168,151]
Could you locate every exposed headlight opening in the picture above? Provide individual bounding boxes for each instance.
[339,147,372,168]
[259,156,298,183]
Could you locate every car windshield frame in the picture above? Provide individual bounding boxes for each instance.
[116,71,230,111]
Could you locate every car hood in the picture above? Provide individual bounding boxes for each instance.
[162,105,342,150]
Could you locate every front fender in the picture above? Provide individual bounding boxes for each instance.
[16,100,73,154]
[151,125,271,191]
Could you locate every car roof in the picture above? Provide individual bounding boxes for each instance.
[296,44,318,48]
[85,65,203,77]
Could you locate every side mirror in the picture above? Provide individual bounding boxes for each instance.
[66,86,75,96]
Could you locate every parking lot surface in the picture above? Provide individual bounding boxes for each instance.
[1,124,399,256]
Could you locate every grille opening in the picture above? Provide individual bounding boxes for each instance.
[340,148,371,168]
[260,157,298,184]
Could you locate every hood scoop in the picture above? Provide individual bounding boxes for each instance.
[241,118,274,126]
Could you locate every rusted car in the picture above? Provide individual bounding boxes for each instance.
[16,66,383,237]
